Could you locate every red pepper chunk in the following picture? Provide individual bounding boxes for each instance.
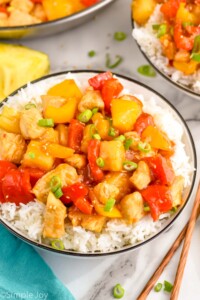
[160,0,186,20]
[1,169,34,205]
[141,185,173,221]
[101,78,123,112]
[88,139,104,182]
[88,71,113,90]
[134,113,154,135]
[81,0,99,6]
[174,22,194,51]
[68,119,85,153]
[20,167,46,186]
[144,155,175,186]
[74,198,93,215]
[0,6,8,15]
[0,161,17,202]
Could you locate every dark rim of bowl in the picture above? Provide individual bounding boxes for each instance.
[131,17,200,98]
[0,0,114,31]
[0,70,197,257]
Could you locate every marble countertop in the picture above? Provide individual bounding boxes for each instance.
[16,0,200,299]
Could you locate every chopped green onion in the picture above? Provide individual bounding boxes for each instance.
[108,127,116,137]
[123,161,138,171]
[77,109,93,123]
[38,118,54,128]
[106,53,123,69]
[92,133,101,140]
[192,35,200,53]
[88,50,96,57]
[114,31,127,41]
[191,53,200,62]
[157,24,167,38]
[104,198,116,212]
[24,103,36,110]
[144,204,150,212]
[152,24,160,30]
[89,124,97,137]
[96,157,105,168]
[115,135,126,142]
[54,187,63,199]
[92,107,99,115]
[170,206,178,214]
[137,65,156,77]
[182,21,194,28]
[164,280,173,293]
[154,282,163,292]
[28,152,35,159]
[124,138,133,150]
[51,239,64,250]
[138,141,151,153]
[50,176,61,193]
[113,284,125,299]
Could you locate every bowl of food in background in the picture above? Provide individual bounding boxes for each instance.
[131,0,200,98]
[0,70,196,256]
[0,0,116,39]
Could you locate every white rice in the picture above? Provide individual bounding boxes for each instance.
[0,73,194,253]
[132,4,200,94]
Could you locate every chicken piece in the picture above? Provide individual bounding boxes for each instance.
[105,172,132,201]
[170,176,184,207]
[10,0,34,13]
[93,182,119,204]
[32,163,79,203]
[174,50,190,63]
[124,131,140,151]
[80,124,93,153]
[100,141,125,171]
[20,107,46,140]
[160,34,176,61]
[65,154,86,169]
[0,12,8,26]
[130,161,151,190]
[39,128,59,144]
[68,206,106,233]
[31,4,47,22]
[43,192,66,239]
[92,113,110,140]
[78,90,104,112]
[8,10,41,26]
[0,131,26,164]
[120,191,144,223]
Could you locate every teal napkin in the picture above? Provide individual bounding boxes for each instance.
[0,224,75,300]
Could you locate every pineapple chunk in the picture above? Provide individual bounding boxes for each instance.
[99,141,125,171]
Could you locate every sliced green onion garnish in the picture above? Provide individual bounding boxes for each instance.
[144,204,150,212]
[28,152,35,159]
[115,135,126,142]
[51,239,64,250]
[138,141,151,153]
[124,138,133,150]
[123,161,138,171]
[114,31,127,41]
[88,50,96,57]
[137,65,156,77]
[113,283,125,299]
[108,127,116,137]
[152,24,160,30]
[157,24,167,38]
[154,282,163,292]
[170,206,178,214]
[104,198,116,212]
[89,124,97,137]
[164,280,173,293]
[50,176,61,193]
[106,53,123,69]
[24,103,36,110]
[182,21,194,28]
[77,109,93,123]
[96,157,105,168]
[54,187,63,199]
[38,118,54,128]
[191,53,200,62]
[92,133,101,140]
[192,35,200,53]
[92,107,99,115]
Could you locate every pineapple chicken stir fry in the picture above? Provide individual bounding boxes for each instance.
[0,72,185,241]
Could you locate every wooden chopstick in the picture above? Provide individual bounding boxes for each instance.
[171,181,200,299]
[137,182,200,300]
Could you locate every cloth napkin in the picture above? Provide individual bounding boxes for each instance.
[0,224,75,300]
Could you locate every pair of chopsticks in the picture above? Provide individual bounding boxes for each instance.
[137,181,200,300]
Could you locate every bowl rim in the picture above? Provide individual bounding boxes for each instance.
[0,0,115,31]
[131,18,200,98]
[0,69,197,257]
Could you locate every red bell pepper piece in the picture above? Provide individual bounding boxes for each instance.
[1,169,34,205]
[88,71,113,90]
[134,113,154,135]
[88,139,104,182]
[0,161,17,201]
[81,0,99,6]
[144,155,175,186]
[160,0,186,20]
[101,78,123,112]
[74,198,93,215]
[20,167,46,186]
[68,119,85,153]
[0,6,8,15]
[141,185,173,221]
[174,21,194,51]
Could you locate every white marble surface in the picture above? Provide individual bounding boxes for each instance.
[11,0,200,299]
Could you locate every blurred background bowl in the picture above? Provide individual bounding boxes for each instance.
[0,0,116,40]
